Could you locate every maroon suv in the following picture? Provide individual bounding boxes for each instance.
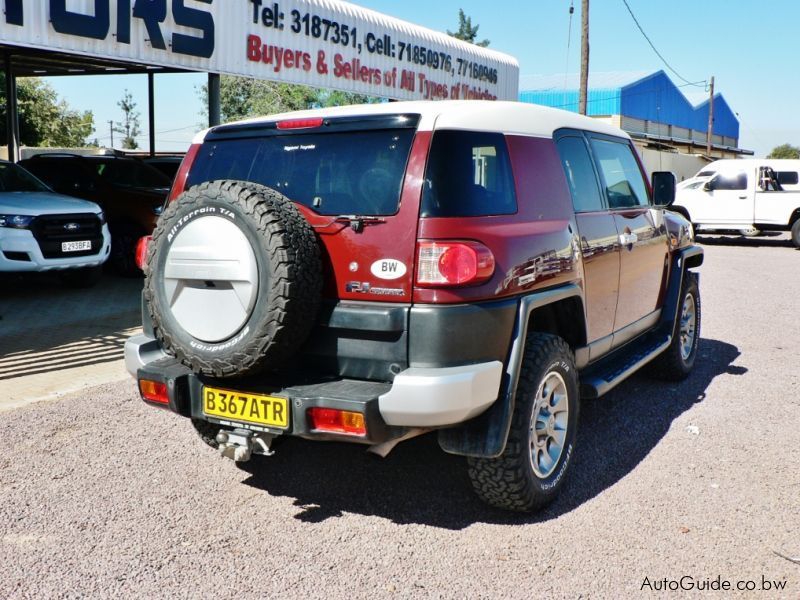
[125,101,702,512]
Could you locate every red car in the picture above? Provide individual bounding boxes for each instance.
[125,101,702,512]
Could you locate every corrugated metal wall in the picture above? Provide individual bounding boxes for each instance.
[621,71,738,139]
[519,88,621,115]
[520,70,739,141]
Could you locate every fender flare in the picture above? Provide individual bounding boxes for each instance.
[438,283,584,458]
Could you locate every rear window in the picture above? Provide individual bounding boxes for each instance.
[777,171,799,185]
[186,129,415,216]
[421,130,517,217]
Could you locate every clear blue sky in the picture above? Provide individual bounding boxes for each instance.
[45,0,795,156]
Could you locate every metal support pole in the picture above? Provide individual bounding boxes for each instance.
[148,72,156,157]
[208,73,221,127]
[4,53,20,163]
[706,76,715,156]
[578,0,589,115]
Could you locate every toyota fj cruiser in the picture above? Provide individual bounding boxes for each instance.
[125,101,703,512]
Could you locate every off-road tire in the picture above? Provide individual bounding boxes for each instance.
[791,219,800,248]
[145,180,322,378]
[647,271,701,381]
[467,334,579,512]
[60,265,103,288]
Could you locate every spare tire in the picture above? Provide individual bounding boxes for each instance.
[144,180,322,378]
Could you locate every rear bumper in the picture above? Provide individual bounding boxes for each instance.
[128,338,503,442]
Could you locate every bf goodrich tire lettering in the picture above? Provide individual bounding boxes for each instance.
[145,181,322,378]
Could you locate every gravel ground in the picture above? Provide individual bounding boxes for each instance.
[1,234,798,599]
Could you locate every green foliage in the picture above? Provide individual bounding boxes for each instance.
[767,144,800,159]
[447,9,490,47]
[0,73,94,147]
[199,77,380,124]
[113,90,141,150]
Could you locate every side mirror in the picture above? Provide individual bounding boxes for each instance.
[702,179,714,192]
[651,171,676,207]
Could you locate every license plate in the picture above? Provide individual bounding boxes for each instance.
[62,240,91,252]
[202,386,289,430]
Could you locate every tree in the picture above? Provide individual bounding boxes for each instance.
[767,144,800,159]
[113,90,141,150]
[199,77,378,124]
[0,74,94,147]
[447,9,490,47]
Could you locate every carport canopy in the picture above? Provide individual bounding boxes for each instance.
[1,43,221,162]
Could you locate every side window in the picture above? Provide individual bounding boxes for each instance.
[556,136,605,213]
[589,138,650,209]
[777,171,799,186]
[421,130,517,217]
[712,172,747,191]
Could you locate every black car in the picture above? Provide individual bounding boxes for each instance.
[20,154,171,275]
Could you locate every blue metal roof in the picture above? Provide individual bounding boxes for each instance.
[519,70,739,139]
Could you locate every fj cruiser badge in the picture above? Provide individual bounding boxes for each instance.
[370,259,407,280]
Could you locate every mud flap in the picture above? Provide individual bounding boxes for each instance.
[437,285,583,458]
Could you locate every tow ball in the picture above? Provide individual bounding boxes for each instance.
[216,429,275,462]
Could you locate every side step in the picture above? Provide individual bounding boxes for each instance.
[580,330,671,399]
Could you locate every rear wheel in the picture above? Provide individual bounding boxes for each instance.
[648,271,700,381]
[467,334,579,512]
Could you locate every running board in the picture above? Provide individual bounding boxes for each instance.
[580,331,671,399]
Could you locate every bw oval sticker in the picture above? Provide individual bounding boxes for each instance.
[370,259,407,280]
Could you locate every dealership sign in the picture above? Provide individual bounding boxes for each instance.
[1,0,519,101]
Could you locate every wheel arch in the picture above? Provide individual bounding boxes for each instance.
[438,283,586,458]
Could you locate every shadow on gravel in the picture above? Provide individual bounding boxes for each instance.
[0,272,141,380]
[696,233,796,249]
[238,337,743,529]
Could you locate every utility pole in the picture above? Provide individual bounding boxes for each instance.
[108,120,115,149]
[579,0,590,115]
[706,76,715,156]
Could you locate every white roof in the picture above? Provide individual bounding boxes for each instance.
[703,158,800,172]
[196,101,629,142]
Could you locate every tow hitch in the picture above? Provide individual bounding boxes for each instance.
[216,429,276,462]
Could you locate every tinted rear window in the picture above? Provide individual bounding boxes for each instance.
[186,129,415,216]
[777,171,799,185]
[421,130,517,217]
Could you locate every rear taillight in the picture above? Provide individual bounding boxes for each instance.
[307,408,366,436]
[276,117,324,130]
[416,241,495,287]
[135,235,151,271]
[139,379,169,405]
[168,143,201,202]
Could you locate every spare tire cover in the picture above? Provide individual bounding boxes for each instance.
[144,180,322,378]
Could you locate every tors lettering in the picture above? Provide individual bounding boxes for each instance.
[32,0,216,59]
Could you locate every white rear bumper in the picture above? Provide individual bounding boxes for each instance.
[378,361,503,426]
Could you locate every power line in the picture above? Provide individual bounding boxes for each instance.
[620,0,706,88]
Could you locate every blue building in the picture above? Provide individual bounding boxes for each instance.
[519,70,750,159]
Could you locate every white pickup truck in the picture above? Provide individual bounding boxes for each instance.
[673,159,800,247]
